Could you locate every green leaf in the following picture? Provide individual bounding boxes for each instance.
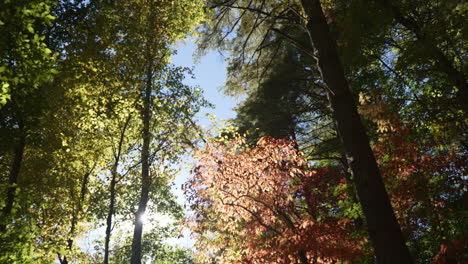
[0,82,10,105]
[27,25,34,34]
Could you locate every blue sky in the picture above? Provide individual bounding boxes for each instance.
[170,39,240,195]
[168,40,241,248]
[171,39,240,123]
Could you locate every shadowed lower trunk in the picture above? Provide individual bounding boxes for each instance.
[0,120,25,232]
[299,250,308,264]
[130,182,150,264]
[299,0,413,263]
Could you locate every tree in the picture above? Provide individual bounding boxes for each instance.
[103,1,204,263]
[377,0,467,107]
[299,1,412,261]
[231,44,333,148]
[1,1,207,262]
[111,224,197,264]
[0,0,56,228]
[188,102,467,262]
[230,39,341,162]
[358,96,468,263]
[199,0,412,261]
[328,0,466,146]
[186,136,365,263]
[103,114,135,264]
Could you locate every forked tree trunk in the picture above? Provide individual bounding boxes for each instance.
[299,0,413,263]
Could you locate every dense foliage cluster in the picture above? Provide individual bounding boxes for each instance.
[187,103,467,263]
[1,0,204,263]
[186,136,365,263]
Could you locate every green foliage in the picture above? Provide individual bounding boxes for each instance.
[333,0,467,147]
[1,0,207,263]
[0,0,56,107]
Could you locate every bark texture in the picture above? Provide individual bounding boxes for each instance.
[300,0,413,263]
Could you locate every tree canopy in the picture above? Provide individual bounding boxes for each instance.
[0,0,466,263]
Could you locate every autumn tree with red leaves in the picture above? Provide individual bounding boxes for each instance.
[186,97,467,263]
[359,96,468,263]
[185,136,365,264]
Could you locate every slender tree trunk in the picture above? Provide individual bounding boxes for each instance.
[0,120,25,232]
[103,169,117,264]
[59,166,93,264]
[299,0,412,263]
[104,115,131,264]
[130,58,153,264]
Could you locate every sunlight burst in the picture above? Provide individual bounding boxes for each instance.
[139,212,148,224]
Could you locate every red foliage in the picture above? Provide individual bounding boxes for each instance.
[362,97,468,262]
[186,98,467,263]
[430,237,468,264]
[372,124,468,262]
[185,137,364,263]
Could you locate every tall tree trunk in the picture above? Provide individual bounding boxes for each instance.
[299,0,413,263]
[104,116,131,264]
[0,120,25,232]
[130,58,153,264]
